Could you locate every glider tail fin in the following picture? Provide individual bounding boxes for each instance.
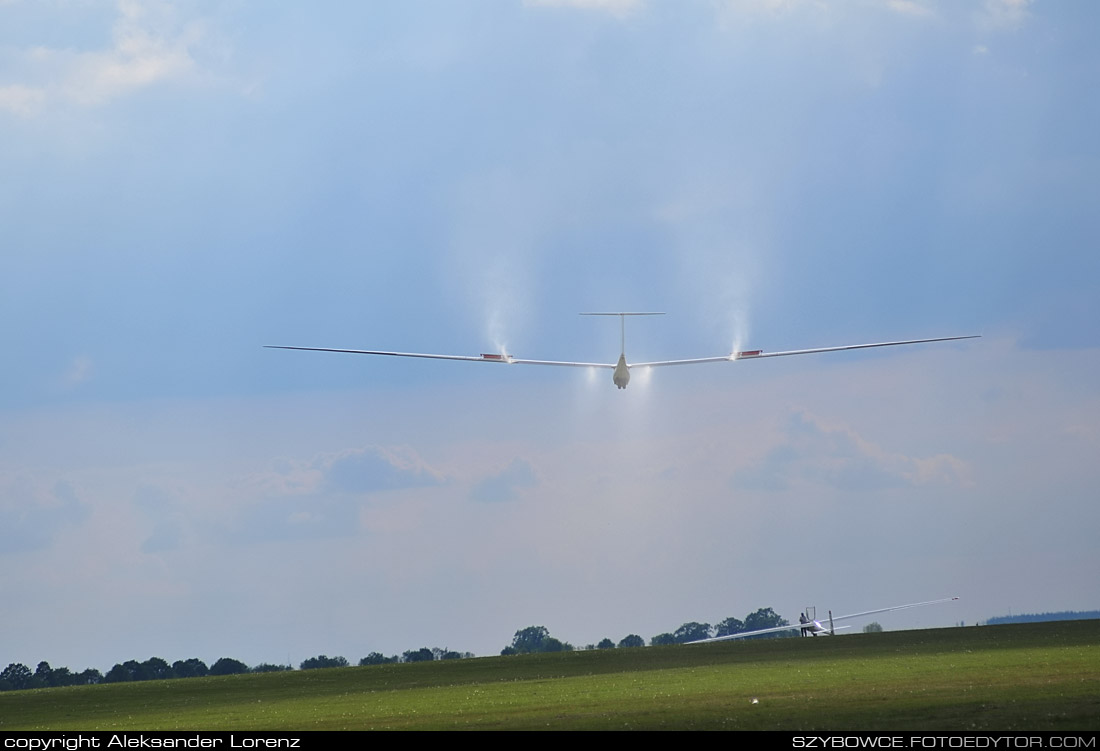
[579,312,666,356]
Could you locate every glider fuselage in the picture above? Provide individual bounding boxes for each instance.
[613,354,630,389]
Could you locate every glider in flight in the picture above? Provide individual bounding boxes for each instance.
[687,597,961,643]
[266,312,979,390]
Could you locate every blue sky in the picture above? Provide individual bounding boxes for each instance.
[2,0,1098,670]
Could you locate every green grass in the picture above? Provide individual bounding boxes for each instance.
[3,621,1098,730]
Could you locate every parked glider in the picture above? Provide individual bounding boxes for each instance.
[687,597,960,643]
[266,313,979,390]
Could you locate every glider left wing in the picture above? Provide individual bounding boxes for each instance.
[262,346,615,369]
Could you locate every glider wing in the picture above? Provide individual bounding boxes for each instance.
[263,346,615,369]
[633,336,979,368]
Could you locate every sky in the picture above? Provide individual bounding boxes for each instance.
[2,0,1098,671]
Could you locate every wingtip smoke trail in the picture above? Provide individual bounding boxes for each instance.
[487,306,509,358]
[730,307,750,358]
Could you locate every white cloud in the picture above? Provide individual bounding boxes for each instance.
[470,458,538,503]
[0,84,46,117]
[321,445,445,494]
[732,410,972,492]
[240,445,444,499]
[523,0,643,16]
[730,0,807,13]
[0,0,205,115]
[0,475,90,554]
[886,0,933,18]
[68,0,202,105]
[980,0,1033,30]
[711,0,828,22]
[62,355,94,388]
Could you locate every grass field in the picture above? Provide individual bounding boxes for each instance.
[3,621,1098,730]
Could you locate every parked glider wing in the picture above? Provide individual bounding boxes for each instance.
[689,621,802,643]
[687,597,960,644]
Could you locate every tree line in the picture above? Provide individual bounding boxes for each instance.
[985,610,1100,626]
[500,607,794,655]
[0,647,473,692]
[2,606,796,692]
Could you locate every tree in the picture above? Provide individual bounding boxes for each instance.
[252,663,293,673]
[650,633,677,646]
[172,658,209,678]
[45,666,73,688]
[618,634,644,648]
[863,622,884,633]
[673,622,712,644]
[502,625,574,654]
[402,648,434,663]
[142,657,174,680]
[715,617,745,638]
[103,664,133,683]
[209,657,249,676]
[743,607,795,638]
[500,626,575,654]
[104,660,153,683]
[359,653,397,665]
[597,638,615,650]
[76,668,102,685]
[0,663,32,691]
[130,660,157,681]
[300,655,349,670]
[509,626,551,654]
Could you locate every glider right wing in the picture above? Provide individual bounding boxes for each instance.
[633,336,979,368]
